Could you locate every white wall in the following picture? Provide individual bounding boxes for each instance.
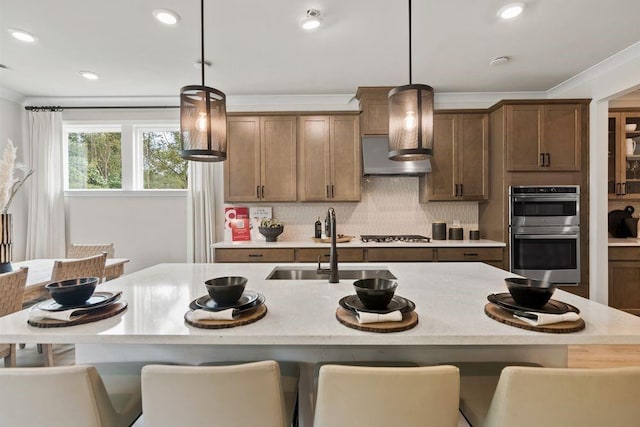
[0,96,28,262]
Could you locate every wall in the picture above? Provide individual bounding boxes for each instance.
[224,177,477,241]
[0,96,28,262]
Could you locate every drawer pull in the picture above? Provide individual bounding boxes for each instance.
[464,253,479,257]
[248,254,264,258]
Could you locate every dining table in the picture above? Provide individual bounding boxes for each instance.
[1,261,640,426]
[11,258,129,306]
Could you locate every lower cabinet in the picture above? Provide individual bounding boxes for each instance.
[214,246,503,266]
[608,247,640,316]
[214,248,295,263]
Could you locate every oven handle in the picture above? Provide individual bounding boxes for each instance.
[511,196,579,202]
[513,234,579,240]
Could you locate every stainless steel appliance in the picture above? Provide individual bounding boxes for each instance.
[509,186,580,285]
[360,235,431,243]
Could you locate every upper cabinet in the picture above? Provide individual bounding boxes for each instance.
[224,116,297,202]
[609,110,640,199]
[355,87,393,135]
[298,114,361,201]
[419,113,488,201]
[505,103,583,171]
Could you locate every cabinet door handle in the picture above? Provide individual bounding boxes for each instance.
[256,186,260,199]
[454,184,459,197]
[545,153,551,167]
[623,182,627,195]
[331,185,335,198]
[261,185,265,199]
[248,254,263,258]
[460,184,463,197]
[326,185,330,198]
[540,153,544,167]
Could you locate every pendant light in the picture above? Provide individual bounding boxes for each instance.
[180,0,227,162]
[388,0,434,161]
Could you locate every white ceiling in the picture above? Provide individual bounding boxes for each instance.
[2,0,640,100]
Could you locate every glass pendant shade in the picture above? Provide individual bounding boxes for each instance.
[388,83,434,161]
[180,84,227,162]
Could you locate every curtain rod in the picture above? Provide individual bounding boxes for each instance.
[24,105,179,111]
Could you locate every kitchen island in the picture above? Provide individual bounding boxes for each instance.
[1,262,639,425]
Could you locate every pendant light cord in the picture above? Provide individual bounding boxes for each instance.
[200,0,205,86]
[408,0,412,85]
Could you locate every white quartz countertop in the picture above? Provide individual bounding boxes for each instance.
[608,237,640,247]
[211,239,505,249]
[2,262,640,347]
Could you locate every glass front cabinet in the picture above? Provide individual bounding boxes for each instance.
[609,110,640,199]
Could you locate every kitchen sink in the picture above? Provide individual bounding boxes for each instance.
[265,267,397,280]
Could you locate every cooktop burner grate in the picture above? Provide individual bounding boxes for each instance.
[360,235,431,243]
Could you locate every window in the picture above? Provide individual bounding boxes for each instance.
[65,127,122,189]
[139,128,187,189]
[63,123,188,191]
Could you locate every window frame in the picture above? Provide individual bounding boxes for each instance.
[62,121,187,194]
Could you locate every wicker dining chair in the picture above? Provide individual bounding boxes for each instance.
[41,253,108,366]
[0,267,28,367]
[67,243,115,259]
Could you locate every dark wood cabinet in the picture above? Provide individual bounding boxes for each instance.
[224,116,297,202]
[419,113,488,201]
[505,103,582,172]
[608,247,640,316]
[608,109,640,199]
[355,87,393,135]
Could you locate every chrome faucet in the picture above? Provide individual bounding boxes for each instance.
[316,207,339,283]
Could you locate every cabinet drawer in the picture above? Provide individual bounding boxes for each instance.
[609,247,640,261]
[214,248,295,263]
[296,248,364,262]
[366,248,434,262]
[437,248,503,262]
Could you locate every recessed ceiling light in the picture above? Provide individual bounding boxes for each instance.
[497,3,524,20]
[490,56,510,66]
[153,9,180,25]
[79,71,99,80]
[8,28,37,43]
[301,9,323,30]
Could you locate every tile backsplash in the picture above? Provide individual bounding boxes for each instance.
[227,176,478,241]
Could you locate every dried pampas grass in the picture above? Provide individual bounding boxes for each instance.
[0,139,34,214]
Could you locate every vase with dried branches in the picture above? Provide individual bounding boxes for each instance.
[0,139,34,273]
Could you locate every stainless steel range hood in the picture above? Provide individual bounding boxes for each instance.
[361,136,431,176]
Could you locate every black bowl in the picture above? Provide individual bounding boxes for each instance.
[205,276,248,306]
[259,226,284,242]
[353,278,398,310]
[505,277,556,309]
[45,277,99,306]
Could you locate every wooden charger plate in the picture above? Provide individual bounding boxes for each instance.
[335,307,418,333]
[185,304,267,329]
[484,303,585,333]
[312,235,354,243]
[28,301,128,328]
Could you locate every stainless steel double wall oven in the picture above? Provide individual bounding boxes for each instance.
[509,185,580,285]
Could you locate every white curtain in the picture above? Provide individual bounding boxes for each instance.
[25,111,66,259]
[187,161,220,262]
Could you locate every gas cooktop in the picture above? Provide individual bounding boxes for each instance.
[360,235,431,243]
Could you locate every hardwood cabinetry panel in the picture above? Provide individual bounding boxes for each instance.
[356,87,393,135]
[214,248,295,263]
[295,248,364,262]
[224,117,261,202]
[420,113,488,201]
[608,260,640,316]
[506,104,581,172]
[609,247,640,261]
[366,248,434,262]
[608,110,640,199]
[298,114,361,201]
[436,247,503,262]
[224,115,297,202]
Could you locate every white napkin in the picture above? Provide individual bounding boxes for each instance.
[190,309,236,321]
[29,307,86,322]
[514,311,581,326]
[356,310,403,324]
